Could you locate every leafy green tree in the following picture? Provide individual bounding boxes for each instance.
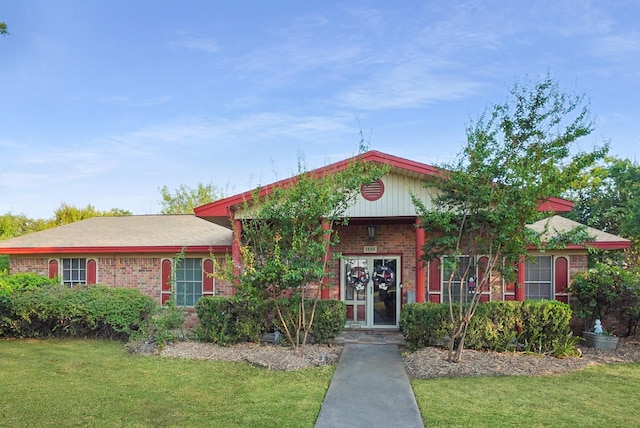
[0,214,51,240]
[53,203,131,226]
[223,146,387,355]
[0,22,8,35]
[0,205,129,273]
[159,182,225,214]
[413,75,606,362]
[566,156,640,266]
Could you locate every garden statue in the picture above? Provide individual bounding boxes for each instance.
[593,319,604,334]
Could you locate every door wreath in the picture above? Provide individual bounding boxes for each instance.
[348,266,369,291]
[373,265,395,291]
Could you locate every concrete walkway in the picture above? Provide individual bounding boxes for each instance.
[315,343,424,428]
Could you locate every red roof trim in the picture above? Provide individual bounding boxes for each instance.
[194,151,442,218]
[528,241,631,251]
[537,197,574,213]
[2,245,231,255]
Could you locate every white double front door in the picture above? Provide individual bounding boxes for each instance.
[341,256,401,329]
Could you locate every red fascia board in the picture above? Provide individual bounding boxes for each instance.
[195,150,442,217]
[537,197,574,213]
[1,246,232,255]
[529,241,631,251]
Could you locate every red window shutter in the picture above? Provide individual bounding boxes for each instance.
[48,259,58,280]
[161,259,172,304]
[203,259,214,296]
[428,259,441,291]
[555,257,569,301]
[477,256,488,289]
[428,259,441,303]
[87,259,97,284]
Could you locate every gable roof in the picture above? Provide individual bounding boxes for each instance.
[0,215,232,255]
[194,150,574,222]
[195,150,438,220]
[528,215,631,250]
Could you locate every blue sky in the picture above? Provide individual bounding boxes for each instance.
[2,1,639,219]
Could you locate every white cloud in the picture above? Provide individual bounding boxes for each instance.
[171,35,220,53]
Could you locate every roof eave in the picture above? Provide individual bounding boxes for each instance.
[537,197,574,213]
[528,241,631,251]
[1,245,232,255]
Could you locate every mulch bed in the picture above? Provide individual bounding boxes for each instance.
[156,335,640,378]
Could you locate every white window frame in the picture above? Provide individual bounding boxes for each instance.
[61,258,86,287]
[441,255,476,304]
[524,255,554,300]
[174,258,203,307]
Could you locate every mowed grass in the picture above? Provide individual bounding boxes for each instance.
[412,362,640,427]
[0,339,334,428]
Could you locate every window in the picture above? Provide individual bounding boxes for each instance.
[62,258,86,286]
[442,256,474,304]
[175,258,203,306]
[525,256,553,300]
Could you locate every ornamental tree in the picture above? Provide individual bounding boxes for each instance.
[223,145,386,355]
[413,75,607,362]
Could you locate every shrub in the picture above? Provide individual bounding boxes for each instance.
[195,296,346,346]
[195,296,271,345]
[151,299,187,346]
[620,282,640,336]
[2,284,155,340]
[401,300,574,354]
[306,299,345,344]
[569,263,640,331]
[270,298,346,345]
[520,300,572,353]
[400,303,451,349]
[0,272,57,297]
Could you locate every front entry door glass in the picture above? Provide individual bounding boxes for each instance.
[343,256,400,328]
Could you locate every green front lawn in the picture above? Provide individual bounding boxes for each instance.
[0,339,333,427]
[412,362,640,427]
[3,339,639,427]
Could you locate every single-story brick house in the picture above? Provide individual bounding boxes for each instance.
[0,151,630,329]
[0,215,234,305]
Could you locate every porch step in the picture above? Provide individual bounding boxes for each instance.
[334,329,406,346]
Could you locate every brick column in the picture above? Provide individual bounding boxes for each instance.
[231,218,242,296]
[515,256,526,302]
[415,217,426,303]
[321,219,331,300]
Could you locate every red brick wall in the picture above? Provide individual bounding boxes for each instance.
[8,253,229,304]
[97,256,163,301]
[9,257,50,277]
[569,254,588,279]
[330,223,417,301]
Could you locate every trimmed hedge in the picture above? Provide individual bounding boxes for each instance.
[195,296,272,345]
[0,272,58,296]
[1,284,155,340]
[400,300,573,353]
[195,296,346,346]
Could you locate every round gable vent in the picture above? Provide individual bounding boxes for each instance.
[361,179,385,201]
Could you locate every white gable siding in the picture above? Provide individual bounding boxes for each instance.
[233,173,437,220]
[343,173,436,218]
